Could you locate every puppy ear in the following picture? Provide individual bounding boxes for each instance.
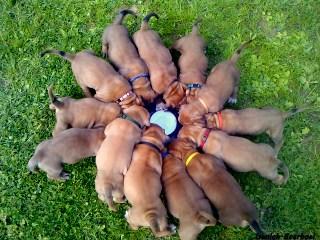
[135,95,143,106]
[144,119,150,127]
[104,123,111,136]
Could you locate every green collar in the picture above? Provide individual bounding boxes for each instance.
[120,113,143,129]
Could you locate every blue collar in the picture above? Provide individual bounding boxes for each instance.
[185,83,202,89]
[129,72,150,83]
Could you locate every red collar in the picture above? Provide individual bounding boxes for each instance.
[199,128,211,150]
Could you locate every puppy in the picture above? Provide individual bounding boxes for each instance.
[124,124,174,237]
[28,128,105,180]
[168,138,262,234]
[41,49,139,108]
[95,105,150,211]
[162,153,216,240]
[178,40,252,125]
[133,13,183,108]
[178,126,289,185]
[205,108,304,154]
[172,20,207,103]
[48,86,121,136]
[102,9,157,102]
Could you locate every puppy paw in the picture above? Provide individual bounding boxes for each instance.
[124,210,129,219]
[59,171,70,180]
[113,195,126,203]
[227,97,237,104]
[169,224,177,233]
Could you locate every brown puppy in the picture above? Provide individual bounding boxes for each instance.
[124,124,174,237]
[172,21,207,103]
[205,107,304,154]
[95,105,150,211]
[48,86,121,136]
[133,13,182,107]
[28,128,105,180]
[168,138,262,234]
[162,153,216,240]
[102,9,157,102]
[178,40,252,125]
[178,126,289,185]
[163,81,187,108]
[41,49,139,108]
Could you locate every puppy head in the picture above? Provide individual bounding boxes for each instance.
[178,102,205,126]
[119,92,142,109]
[204,113,216,129]
[168,138,196,160]
[123,105,150,128]
[163,81,187,108]
[133,81,158,103]
[143,123,169,144]
[177,125,202,143]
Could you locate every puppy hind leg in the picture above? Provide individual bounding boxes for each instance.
[258,165,286,185]
[101,43,108,59]
[195,211,216,226]
[95,178,117,211]
[112,183,126,203]
[125,208,141,230]
[52,121,69,136]
[28,156,39,173]
[274,161,289,185]
[270,129,284,156]
[78,82,94,98]
[228,81,239,104]
[38,158,67,181]
[179,221,203,240]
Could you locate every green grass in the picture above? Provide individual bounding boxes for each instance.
[1,0,319,239]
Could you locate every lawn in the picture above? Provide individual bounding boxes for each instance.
[0,0,319,239]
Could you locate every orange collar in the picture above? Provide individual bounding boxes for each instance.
[198,97,209,113]
[214,112,223,129]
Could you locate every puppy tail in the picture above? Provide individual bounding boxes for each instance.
[249,220,264,236]
[230,39,253,64]
[195,211,216,226]
[278,161,289,184]
[113,9,136,25]
[40,49,75,62]
[283,107,307,119]
[191,18,202,35]
[28,156,39,173]
[48,85,64,108]
[141,12,159,30]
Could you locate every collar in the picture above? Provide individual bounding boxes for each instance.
[129,72,150,84]
[185,83,202,89]
[120,112,142,129]
[199,128,211,150]
[116,91,134,104]
[137,141,162,154]
[217,111,223,129]
[198,97,209,113]
[185,151,200,166]
[213,111,223,129]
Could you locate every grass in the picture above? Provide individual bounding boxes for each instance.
[0,0,319,239]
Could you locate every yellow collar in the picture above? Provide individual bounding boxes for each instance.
[185,152,200,166]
